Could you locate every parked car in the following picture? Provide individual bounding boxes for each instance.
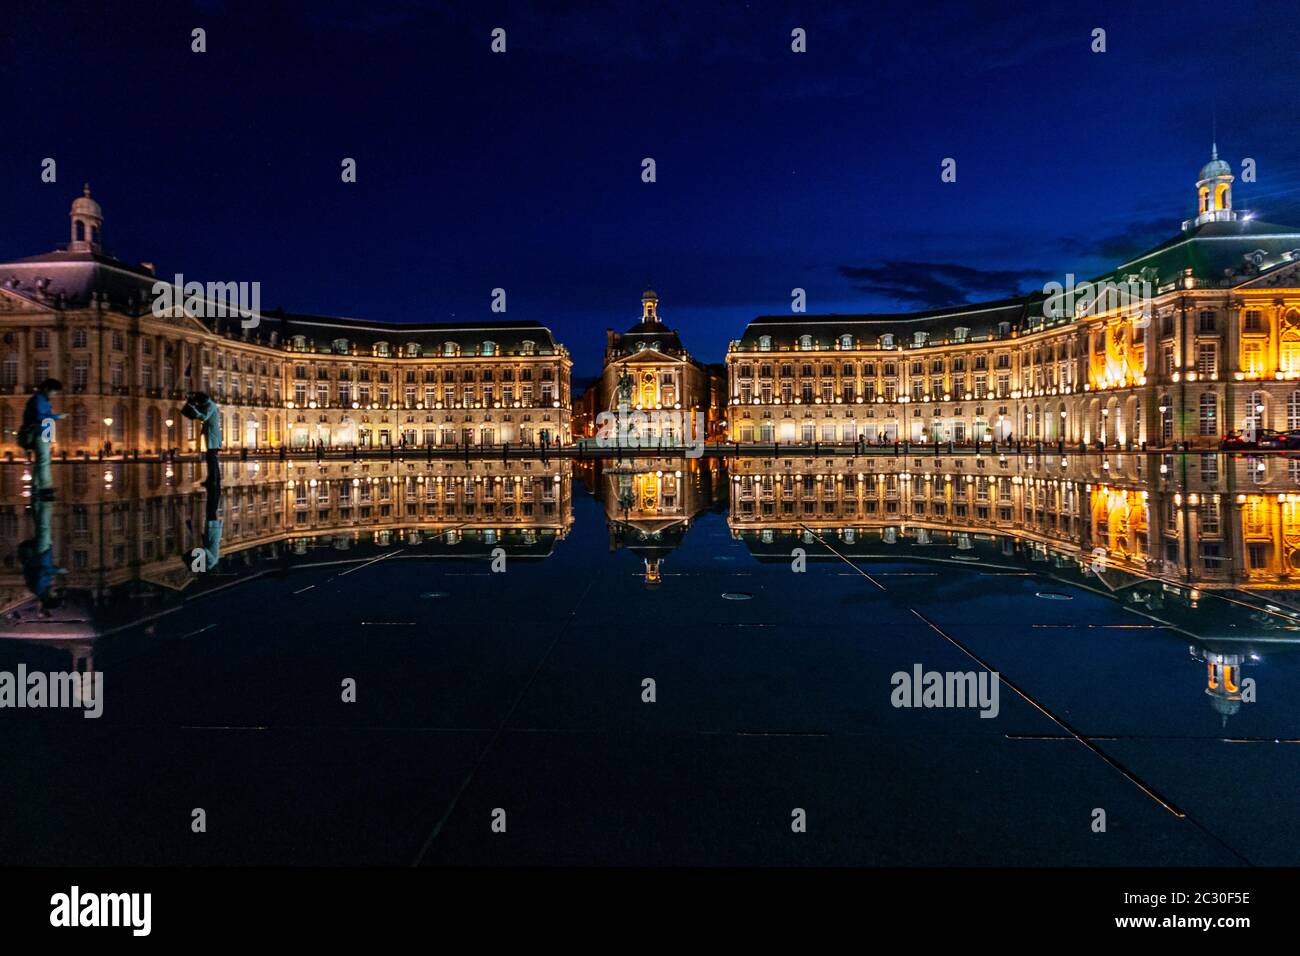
[1260,429,1300,449]
[1221,430,1258,450]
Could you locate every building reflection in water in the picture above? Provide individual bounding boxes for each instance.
[579,456,722,586]
[727,449,1300,725]
[3,451,1298,723]
[0,456,575,672]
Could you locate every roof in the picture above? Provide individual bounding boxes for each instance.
[736,218,1300,351]
[0,248,564,356]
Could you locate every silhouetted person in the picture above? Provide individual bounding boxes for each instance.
[181,392,223,485]
[20,378,63,500]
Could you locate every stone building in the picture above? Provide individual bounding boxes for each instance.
[590,289,724,442]
[0,189,572,456]
[726,150,1300,449]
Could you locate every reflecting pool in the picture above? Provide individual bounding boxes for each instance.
[1,451,1298,865]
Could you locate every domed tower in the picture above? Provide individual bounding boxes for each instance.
[640,288,660,324]
[69,183,103,252]
[1194,145,1234,227]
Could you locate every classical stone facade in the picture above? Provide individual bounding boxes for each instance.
[589,289,724,441]
[0,189,573,456]
[725,151,1300,449]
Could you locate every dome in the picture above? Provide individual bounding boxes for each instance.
[1198,147,1231,182]
[70,183,102,220]
[641,288,659,302]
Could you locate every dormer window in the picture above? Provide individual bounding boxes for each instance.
[291,335,308,352]
[332,338,350,354]
[373,341,391,358]
[520,340,536,356]
[996,322,1011,338]
[953,327,969,342]
[839,334,853,350]
[482,341,497,356]
[879,333,895,349]
[443,341,460,357]
[798,334,813,350]
[913,331,928,347]
[405,342,422,358]
[758,335,773,352]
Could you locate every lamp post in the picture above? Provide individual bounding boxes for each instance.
[165,417,174,458]
[1101,406,1110,447]
[103,416,113,456]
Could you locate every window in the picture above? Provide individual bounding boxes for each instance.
[1198,393,1218,436]
[758,335,772,352]
[1198,310,1217,333]
[1244,310,1263,332]
[1243,343,1263,376]
[1196,343,1217,377]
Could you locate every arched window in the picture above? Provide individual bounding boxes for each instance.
[1283,316,1300,373]
[482,341,497,356]
[839,334,853,350]
[798,334,813,350]
[1215,183,1230,210]
[1198,393,1218,436]
[1246,390,1266,431]
[1199,187,1209,213]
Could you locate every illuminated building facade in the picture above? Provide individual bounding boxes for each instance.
[725,151,1300,449]
[589,290,724,440]
[0,190,573,456]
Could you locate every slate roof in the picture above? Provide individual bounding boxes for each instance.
[0,248,563,356]
[736,218,1300,351]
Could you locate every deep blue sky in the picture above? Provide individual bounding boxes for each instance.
[3,0,1299,379]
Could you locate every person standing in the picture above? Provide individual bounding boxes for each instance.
[20,378,63,500]
[181,392,223,484]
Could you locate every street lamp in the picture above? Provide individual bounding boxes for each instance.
[103,416,113,455]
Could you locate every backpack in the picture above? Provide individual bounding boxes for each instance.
[16,423,40,451]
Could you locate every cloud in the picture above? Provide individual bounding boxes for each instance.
[836,261,1040,309]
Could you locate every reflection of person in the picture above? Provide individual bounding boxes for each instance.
[18,495,66,612]
[21,378,63,499]
[182,478,224,573]
[181,392,223,482]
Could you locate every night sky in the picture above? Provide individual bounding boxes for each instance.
[3,0,1299,379]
